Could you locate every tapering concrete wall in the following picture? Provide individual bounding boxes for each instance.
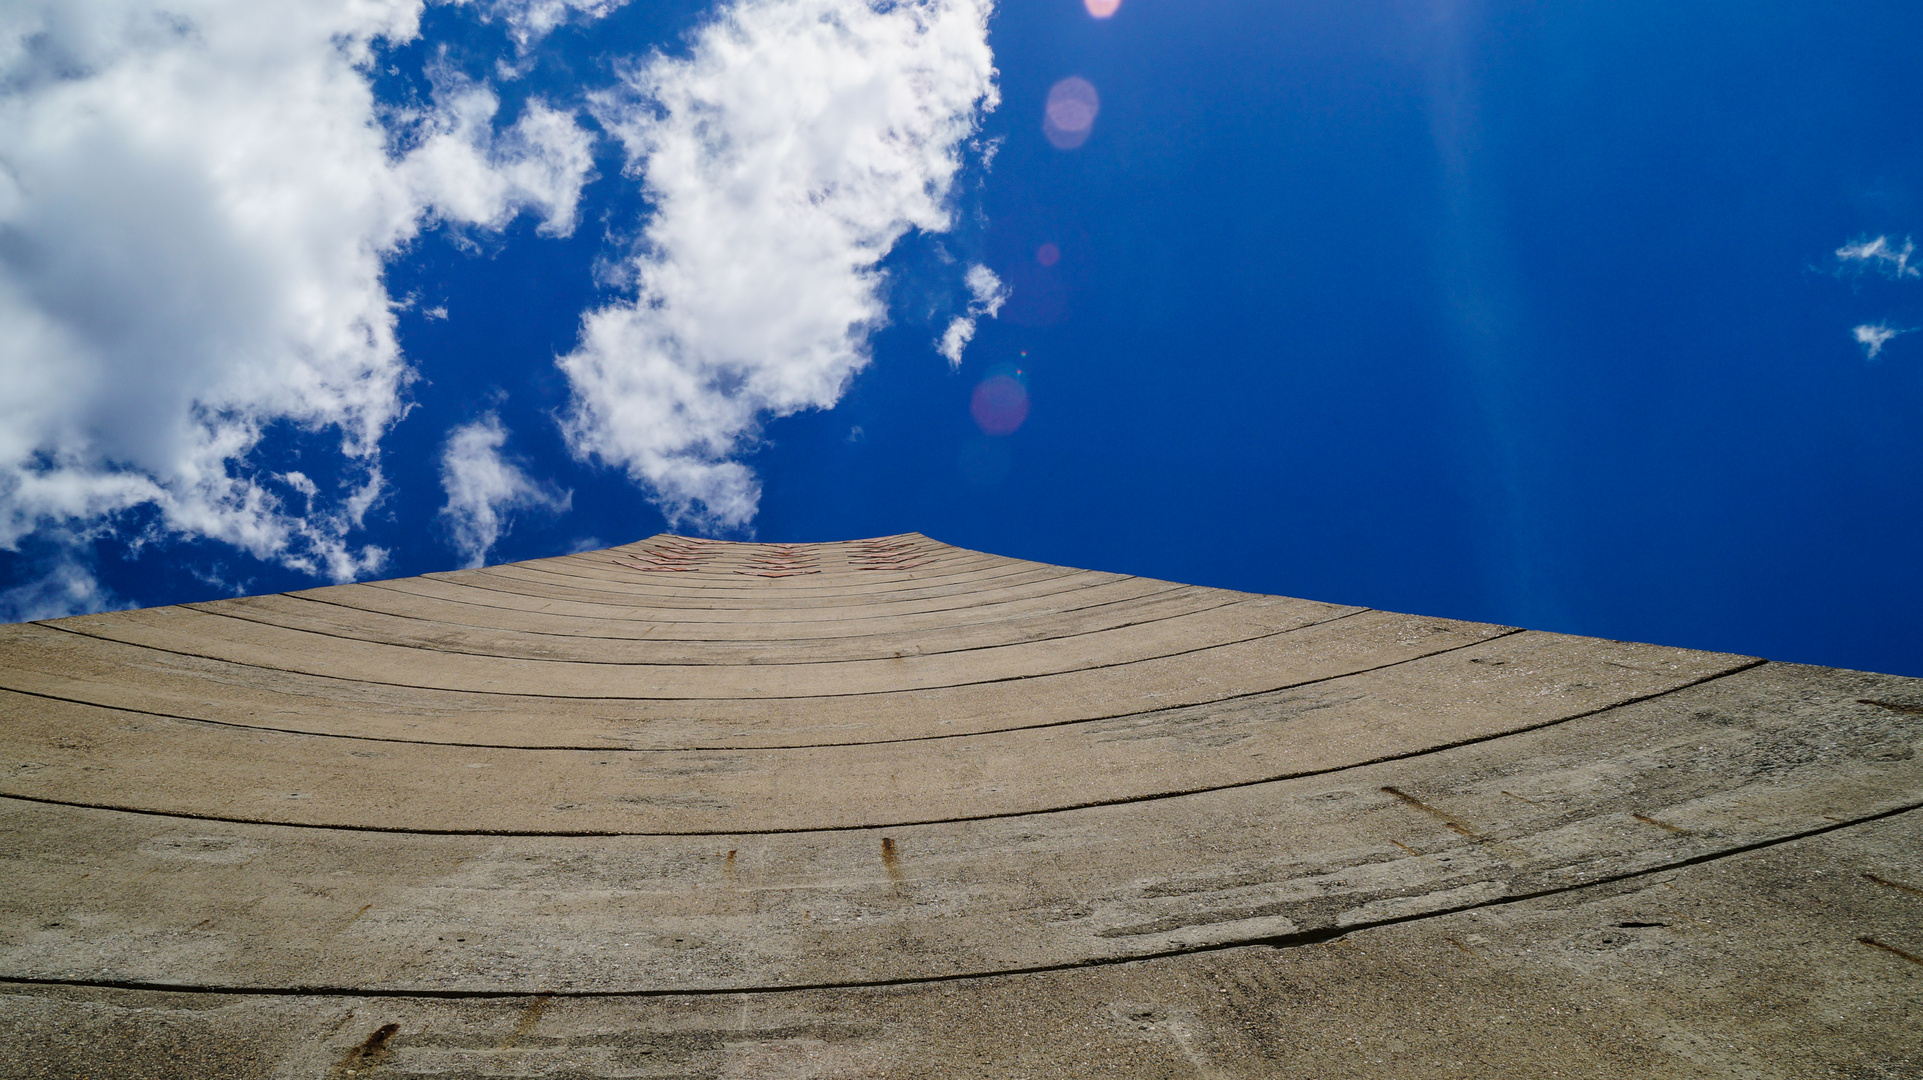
[1,535,1918,1078]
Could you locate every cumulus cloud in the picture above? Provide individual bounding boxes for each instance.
[558,0,999,528]
[0,0,595,593]
[439,413,571,568]
[938,262,1010,367]
[402,71,597,236]
[1836,235,1918,279]
[1855,323,1909,359]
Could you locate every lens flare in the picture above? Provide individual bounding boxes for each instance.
[970,369,1030,436]
[1043,77,1099,150]
[1084,0,1121,16]
[1035,242,1060,266]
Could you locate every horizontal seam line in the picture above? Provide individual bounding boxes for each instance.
[1,609,1406,750]
[0,651,1768,836]
[350,571,1125,621]
[170,595,1258,667]
[29,607,1391,701]
[0,787,1901,1001]
[513,558,997,590]
[273,581,1202,643]
[455,563,1076,606]
[506,534,981,590]
[522,552,993,587]
[3,608,1529,752]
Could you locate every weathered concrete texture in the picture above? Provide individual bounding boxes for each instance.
[1,533,1918,1078]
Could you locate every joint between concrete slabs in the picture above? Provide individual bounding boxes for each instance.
[3,795,1916,1002]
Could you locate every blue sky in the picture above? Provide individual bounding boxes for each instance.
[3,0,1921,676]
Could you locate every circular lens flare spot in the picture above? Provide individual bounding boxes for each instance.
[970,374,1030,436]
[1043,77,1099,150]
[1035,242,1060,267]
[1085,0,1120,16]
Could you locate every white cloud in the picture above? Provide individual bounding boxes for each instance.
[0,0,596,595]
[477,0,632,50]
[938,262,1009,367]
[1855,323,1908,359]
[0,544,119,623]
[938,316,978,366]
[403,70,596,235]
[438,413,571,568]
[558,0,999,528]
[1836,235,1919,279]
[966,262,1010,317]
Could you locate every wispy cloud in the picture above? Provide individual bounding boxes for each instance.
[1854,323,1909,359]
[1835,235,1919,279]
[938,263,1011,368]
[479,0,633,50]
[558,0,999,529]
[438,413,572,568]
[0,544,121,623]
[0,0,598,595]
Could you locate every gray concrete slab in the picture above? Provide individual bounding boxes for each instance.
[187,584,1240,658]
[1,534,1917,1078]
[452,556,1078,607]
[3,812,1918,1079]
[2,661,1916,998]
[313,571,1178,631]
[0,631,1753,831]
[341,563,1122,619]
[0,608,1515,747]
[98,591,1336,669]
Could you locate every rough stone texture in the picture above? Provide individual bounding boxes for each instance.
[0,533,1917,1078]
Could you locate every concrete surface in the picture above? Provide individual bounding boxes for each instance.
[0,534,1917,1077]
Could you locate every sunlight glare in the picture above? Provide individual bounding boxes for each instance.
[1044,77,1100,150]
